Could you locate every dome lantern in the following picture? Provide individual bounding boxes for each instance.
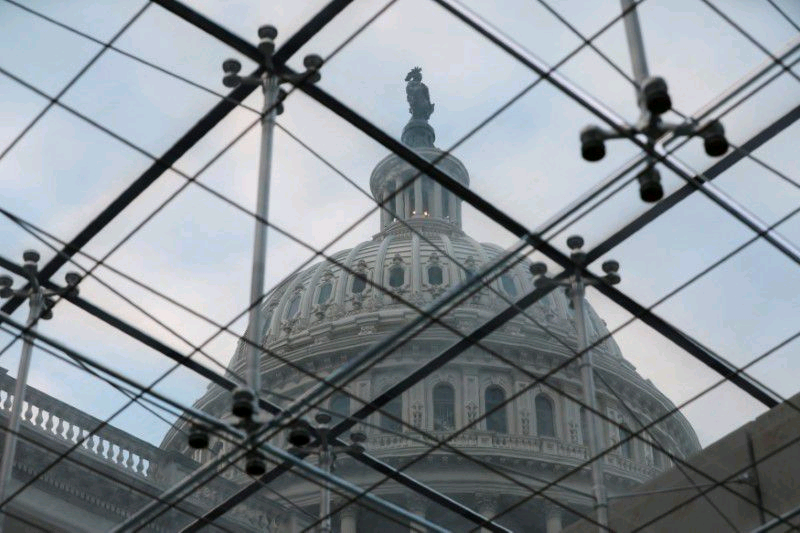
[370,68,470,233]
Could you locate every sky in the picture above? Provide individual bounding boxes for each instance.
[0,0,799,466]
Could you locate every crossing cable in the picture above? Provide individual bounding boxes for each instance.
[306,191,800,530]
[0,315,441,533]
[0,4,664,520]
[765,0,800,32]
[0,1,151,161]
[0,322,454,532]
[0,0,354,326]
[178,106,796,524]
[0,194,606,529]
[1,0,262,117]
[702,0,800,87]
[4,0,792,524]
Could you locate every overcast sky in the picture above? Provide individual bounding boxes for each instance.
[1,0,799,463]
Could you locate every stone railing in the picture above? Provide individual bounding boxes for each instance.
[0,369,160,480]
[366,430,658,481]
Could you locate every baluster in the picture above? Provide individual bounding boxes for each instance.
[131,452,140,474]
[56,418,66,440]
[24,401,34,424]
[110,444,119,464]
[121,448,130,469]
[90,434,99,454]
[70,424,80,444]
[141,457,151,478]
[34,406,44,429]
[0,391,8,411]
[81,429,90,449]
[46,411,56,434]
[101,439,110,459]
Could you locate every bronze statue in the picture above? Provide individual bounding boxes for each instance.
[405,67,434,120]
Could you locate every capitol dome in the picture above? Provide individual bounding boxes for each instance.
[162,70,700,532]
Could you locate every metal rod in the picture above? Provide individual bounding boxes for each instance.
[571,275,609,531]
[0,292,43,532]
[620,0,650,85]
[244,73,279,400]
[319,446,332,533]
[750,501,800,533]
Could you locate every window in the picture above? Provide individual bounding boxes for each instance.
[442,191,450,218]
[387,183,397,219]
[330,393,350,423]
[389,266,405,288]
[501,274,517,298]
[427,265,443,286]
[352,273,366,294]
[433,384,455,431]
[317,282,332,304]
[286,294,301,319]
[619,425,633,459]
[380,396,403,433]
[535,395,555,438]
[485,386,507,433]
[408,187,416,215]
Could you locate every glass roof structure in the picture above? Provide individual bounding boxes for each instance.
[0,0,799,531]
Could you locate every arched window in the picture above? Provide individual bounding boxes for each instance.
[330,393,350,423]
[433,384,455,431]
[501,274,518,298]
[389,266,405,288]
[619,425,633,459]
[485,386,507,433]
[352,273,366,294]
[317,282,332,304]
[427,265,443,286]
[380,395,403,433]
[535,395,555,438]
[286,294,301,319]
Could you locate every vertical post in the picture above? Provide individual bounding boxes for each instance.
[396,179,406,221]
[319,447,332,533]
[620,0,650,84]
[244,73,279,400]
[571,276,609,531]
[0,291,43,530]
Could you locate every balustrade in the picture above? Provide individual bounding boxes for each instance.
[0,371,158,480]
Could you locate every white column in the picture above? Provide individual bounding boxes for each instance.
[433,182,442,219]
[414,177,423,216]
[340,506,358,533]
[546,503,563,533]
[396,179,405,221]
[448,193,457,224]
